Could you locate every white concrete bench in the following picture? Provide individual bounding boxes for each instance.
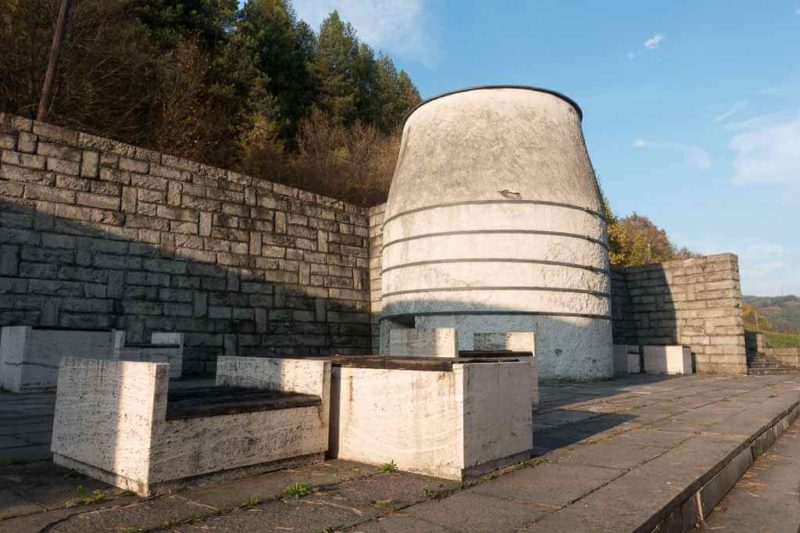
[0,327,186,392]
[0,327,116,392]
[642,345,693,375]
[51,356,330,496]
[328,355,533,480]
[614,344,642,375]
[387,327,458,357]
[112,331,184,379]
[472,332,539,409]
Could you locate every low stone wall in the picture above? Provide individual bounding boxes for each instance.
[763,348,800,367]
[611,254,747,375]
[0,113,371,375]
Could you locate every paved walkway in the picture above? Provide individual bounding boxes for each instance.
[699,417,800,533]
[0,392,54,464]
[1,374,799,532]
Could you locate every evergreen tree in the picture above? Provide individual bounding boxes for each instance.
[133,0,238,52]
[313,11,361,125]
[222,0,317,141]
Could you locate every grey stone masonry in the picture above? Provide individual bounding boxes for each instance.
[368,203,386,353]
[611,254,747,375]
[0,113,371,376]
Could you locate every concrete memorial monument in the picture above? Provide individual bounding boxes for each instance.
[379,86,613,381]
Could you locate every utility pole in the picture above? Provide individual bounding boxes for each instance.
[37,0,72,122]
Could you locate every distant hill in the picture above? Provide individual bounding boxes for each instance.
[743,295,800,333]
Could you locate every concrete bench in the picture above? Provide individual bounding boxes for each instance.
[328,355,534,480]
[614,344,642,375]
[112,331,184,379]
[470,332,539,409]
[387,328,458,357]
[0,327,186,392]
[0,327,116,392]
[51,356,330,496]
[642,345,693,375]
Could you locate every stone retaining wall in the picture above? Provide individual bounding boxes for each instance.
[368,203,386,353]
[611,254,747,374]
[0,114,371,375]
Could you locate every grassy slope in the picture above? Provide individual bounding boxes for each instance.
[762,330,800,349]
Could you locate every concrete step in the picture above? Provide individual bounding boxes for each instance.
[747,357,798,376]
[749,368,800,376]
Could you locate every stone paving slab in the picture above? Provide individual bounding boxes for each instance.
[698,418,800,533]
[0,391,54,465]
[1,374,799,532]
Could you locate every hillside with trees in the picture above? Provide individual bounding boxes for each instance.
[743,295,800,348]
[1,0,701,265]
[0,0,420,205]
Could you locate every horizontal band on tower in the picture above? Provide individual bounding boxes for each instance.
[381,258,609,275]
[381,310,613,320]
[382,229,608,250]
[382,199,607,227]
[381,286,611,299]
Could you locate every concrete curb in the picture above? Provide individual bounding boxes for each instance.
[644,399,800,532]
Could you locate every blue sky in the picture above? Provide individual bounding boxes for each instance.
[292,1,800,296]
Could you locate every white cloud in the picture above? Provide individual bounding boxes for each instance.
[730,116,800,186]
[628,33,665,59]
[293,0,439,67]
[644,34,665,49]
[632,139,711,169]
[712,101,748,124]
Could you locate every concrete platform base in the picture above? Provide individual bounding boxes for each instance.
[2,374,800,532]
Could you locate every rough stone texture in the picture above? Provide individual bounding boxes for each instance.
[387,327,458,357]
[329,359,534,479]
[612,253,747,375]
[50,357,330,496]
[642,345,693,375]
[0,113,372,376]
[380,87,612,381]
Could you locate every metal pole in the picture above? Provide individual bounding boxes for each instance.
[37,0,72,122]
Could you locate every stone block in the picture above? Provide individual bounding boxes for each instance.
[111,330,184,378]
[642,345,693,375]
[613,344,641,374]
[51,356,330,496]
[388,328,458,357]
[473,331,538,409]
[0,326,117,392]
[81,150,99,177]
[329,358,534,480]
